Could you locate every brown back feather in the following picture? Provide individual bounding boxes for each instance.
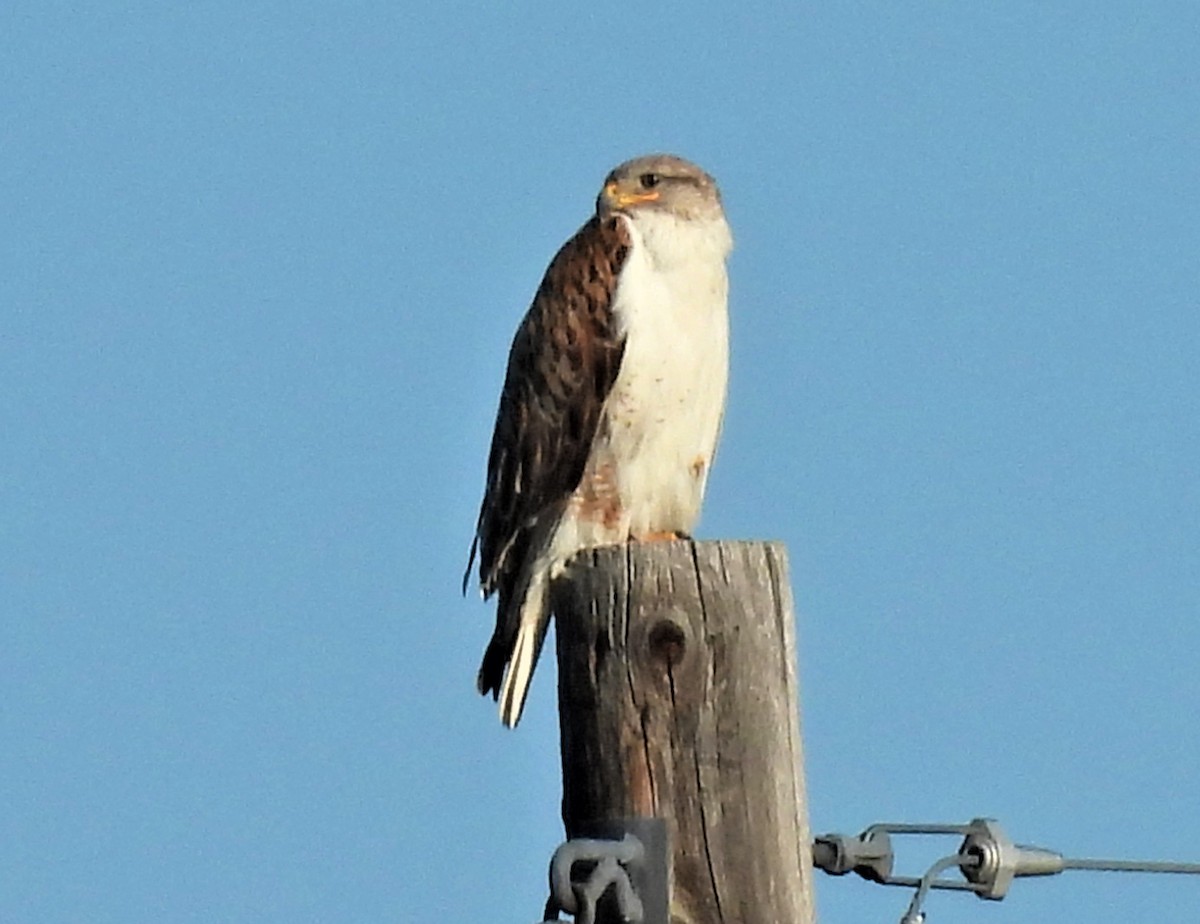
[466,215,631,608]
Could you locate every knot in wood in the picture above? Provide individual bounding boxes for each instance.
[647,617,688,668]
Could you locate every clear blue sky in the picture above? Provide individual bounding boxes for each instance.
[2,2,1197,922]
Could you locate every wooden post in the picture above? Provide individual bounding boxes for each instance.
[553,540,815,924]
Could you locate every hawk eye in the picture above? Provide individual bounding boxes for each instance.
[639,172,661,189]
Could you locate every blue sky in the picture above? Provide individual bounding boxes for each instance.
[2,2,1198,922]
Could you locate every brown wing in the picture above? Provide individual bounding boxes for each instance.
[465,216,630,689]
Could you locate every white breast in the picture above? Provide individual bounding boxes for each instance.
[595,209,732,538]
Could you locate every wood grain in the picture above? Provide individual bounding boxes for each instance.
[554,540,815,924]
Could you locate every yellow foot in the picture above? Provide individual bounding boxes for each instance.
[630,530,687,542]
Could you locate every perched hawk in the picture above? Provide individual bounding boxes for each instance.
[465,154,732,727]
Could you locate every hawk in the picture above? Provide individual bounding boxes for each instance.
[465,154,732,727]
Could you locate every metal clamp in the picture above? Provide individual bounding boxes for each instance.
[815,817,1200,923]
[540,818,667,924]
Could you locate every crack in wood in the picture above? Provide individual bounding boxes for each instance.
[556,541,813,924]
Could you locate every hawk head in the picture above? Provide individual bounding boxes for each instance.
[597,154,724,223]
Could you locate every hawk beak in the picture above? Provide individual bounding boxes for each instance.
[603,181,660,209]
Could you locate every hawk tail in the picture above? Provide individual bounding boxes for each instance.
[476,636,507,700]
[496,566,553,728]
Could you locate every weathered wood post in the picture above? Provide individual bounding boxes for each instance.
[553,540,815,924]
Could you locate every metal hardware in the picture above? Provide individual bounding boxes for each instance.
[540,818,667,924]
[814,816,1200,923]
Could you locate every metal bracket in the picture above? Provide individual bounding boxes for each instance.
[813,828,894,882]
[958,817,1065,899]
[814,816,1200,922]
[814,818,1064,921]
[540,818,668,924]
[814,818,1063,899]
